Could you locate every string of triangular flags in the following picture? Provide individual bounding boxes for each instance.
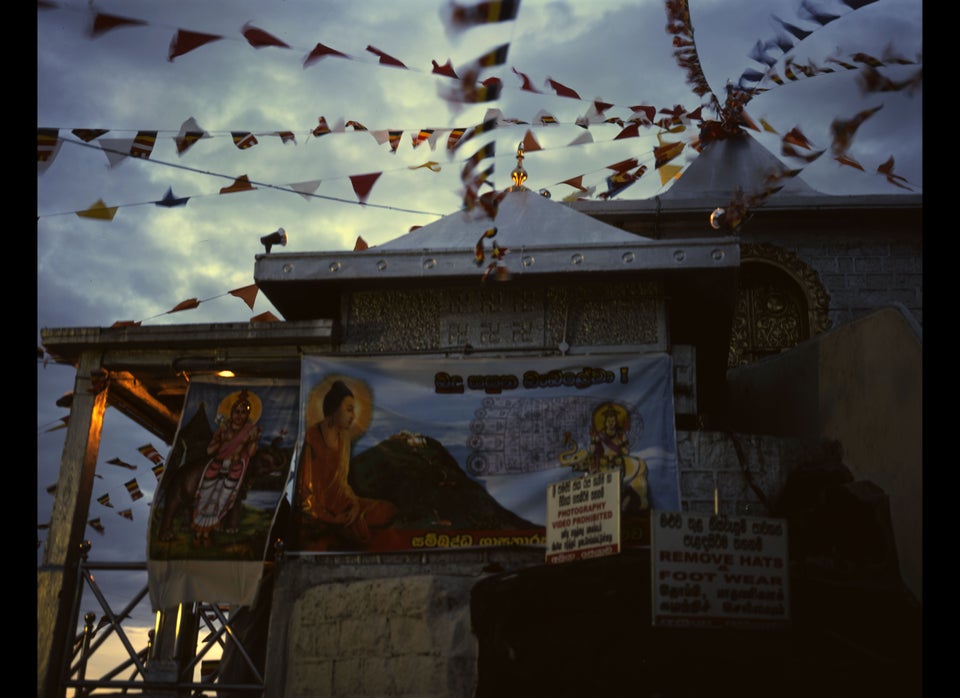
[109,283,278,327]
[666,0,920,108]
[40,443,167,538]
[39,53,919,223]
[38,0,920,136]
[38,0,921,214]
[39,109,696,219]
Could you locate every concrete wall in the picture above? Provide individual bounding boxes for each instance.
[725,304,922,601]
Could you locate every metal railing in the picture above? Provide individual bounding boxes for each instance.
[60,541,264,696]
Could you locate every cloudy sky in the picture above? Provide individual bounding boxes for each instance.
[37,0,921,673]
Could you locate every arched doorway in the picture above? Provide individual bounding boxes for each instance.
[728,243,831,368]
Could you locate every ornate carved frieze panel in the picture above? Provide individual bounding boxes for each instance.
[343,281,663,354]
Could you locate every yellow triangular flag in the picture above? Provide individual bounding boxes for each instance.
[659,164,683,187]
[76,199,118,221]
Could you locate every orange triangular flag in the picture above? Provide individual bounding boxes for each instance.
[782,126,814,149]
[350,172,382,204]
[169,29,223,61]
[521,130,541,152]
[76,199,118,221]
[229,284,259,310]
[167,298,200,314]
[354,236,369,251]
[220,175,256,194]
[835,154,864,171]
[251,311,280,323]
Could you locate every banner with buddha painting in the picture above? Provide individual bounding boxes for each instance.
[147,377,299,610]
[294,353,679,553]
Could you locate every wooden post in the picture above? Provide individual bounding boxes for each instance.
[38,352,108,698]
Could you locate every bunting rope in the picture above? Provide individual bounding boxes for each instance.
[38,0,921,219]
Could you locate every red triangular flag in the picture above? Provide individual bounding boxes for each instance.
[432,59,458,78]
[545,77,580,99]
[304,42,350,67]
[511,67,540,92]
[607,158,639,173]
[350,172,382,204]
[242,22,290,49]
[251,311,280,323]
[169,29,223,62]
[366,45,406,67]
[614,123,640,140]
[90,13,146,37]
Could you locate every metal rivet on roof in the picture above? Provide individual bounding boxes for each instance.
[329,261,341,272]
[282,263,294,273]
[621,251,635,264]
[673,250,686,263]
[376,260,388,271]
[521,255,535,267]
[570,253,584,265]
[711,248,725,261]
[423,258,437,270]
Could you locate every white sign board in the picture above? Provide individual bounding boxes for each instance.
[545,471,621,564]
[650,510,790,629]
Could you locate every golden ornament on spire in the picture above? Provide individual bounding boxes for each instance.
[510,142,528,190]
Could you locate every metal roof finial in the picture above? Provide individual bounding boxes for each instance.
[510,141,528,191]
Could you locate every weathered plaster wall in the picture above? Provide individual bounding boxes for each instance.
[726,305,922,602]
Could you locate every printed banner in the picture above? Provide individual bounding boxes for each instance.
[294,354,679,553]
[147,377,299,609]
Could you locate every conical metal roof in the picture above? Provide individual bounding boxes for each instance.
[376,187,653,251]
[660,133,821,200]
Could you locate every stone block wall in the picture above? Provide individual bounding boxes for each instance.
[283,575,480,698]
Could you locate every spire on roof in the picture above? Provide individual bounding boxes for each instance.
[510,142,528,191]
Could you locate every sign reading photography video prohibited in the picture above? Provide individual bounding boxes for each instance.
[650,509,790,629]
[545,470,621,564]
